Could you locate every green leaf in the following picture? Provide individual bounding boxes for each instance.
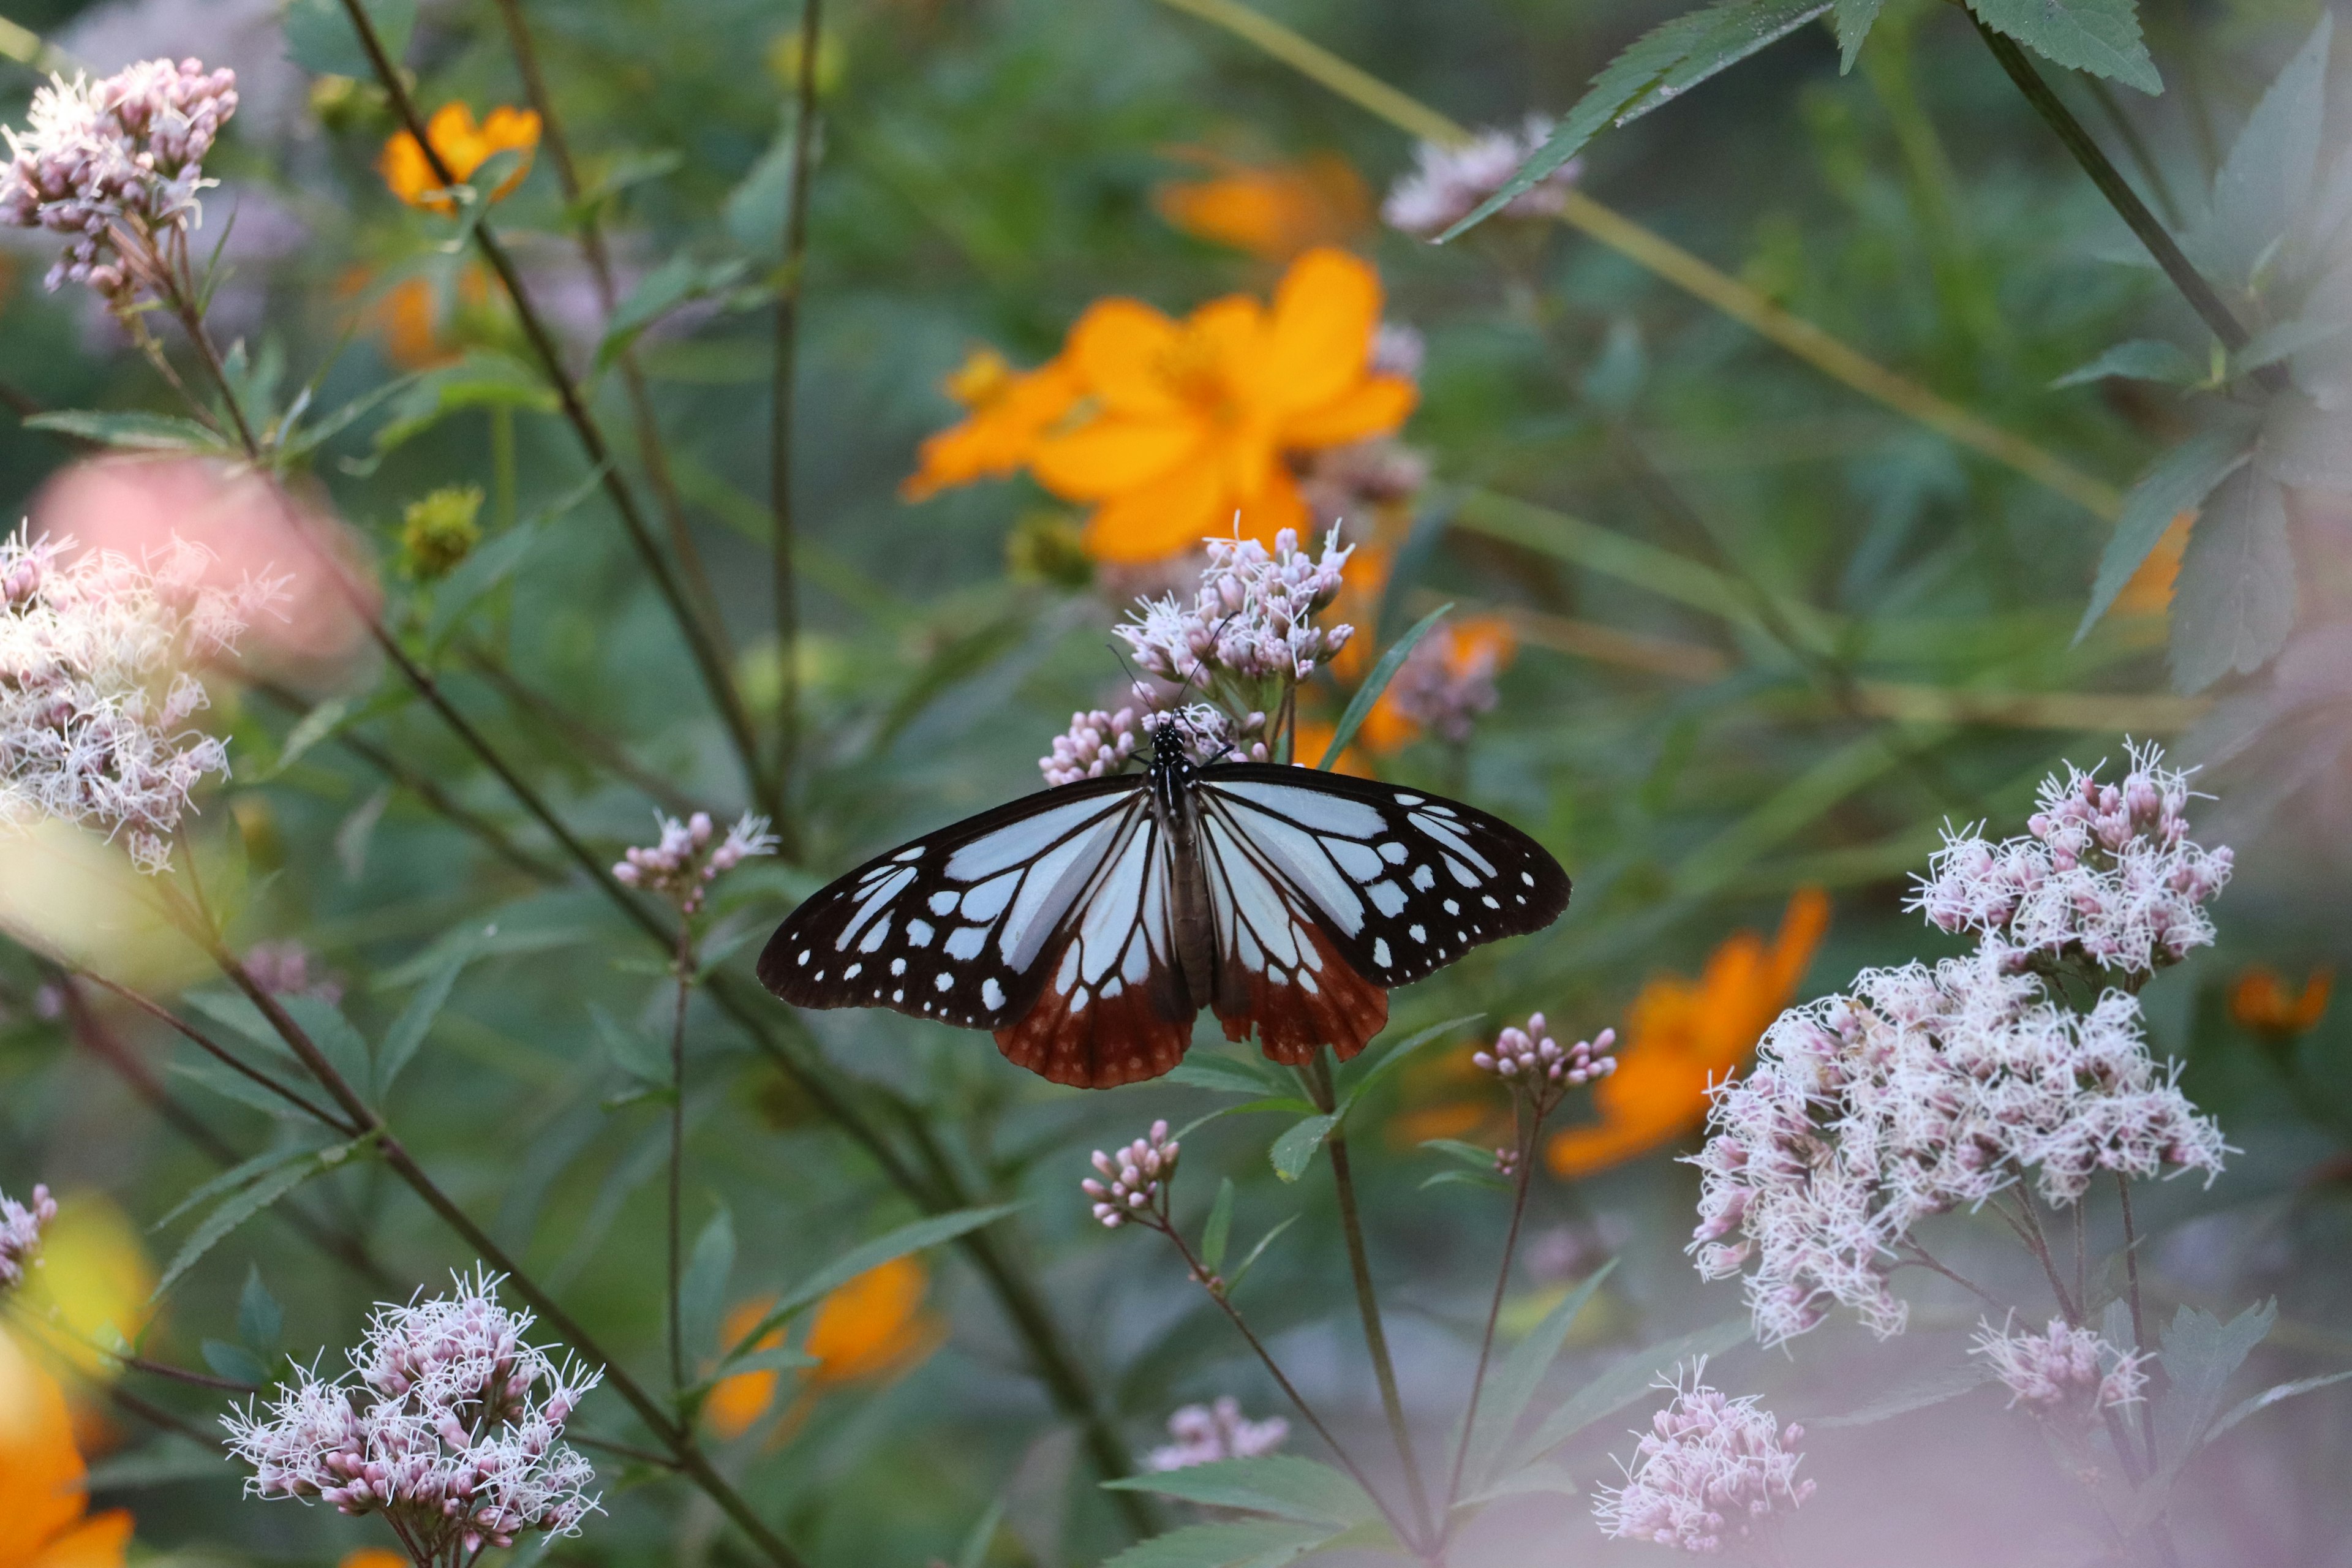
[168,1058,311,1118]
[1098,1519,1341,1568]
[1420,1167,1512,1192]
[596,257,750,374]
[722,1205,1020,1364]
[679,1207,736,1363]
[154,1150,345,1300]
[725,121,802,260]
[1268,1112,1341,1183]
[564,149,687,225]
[2049,339,2205,389]
[2203,1368,2352,1446]
[1458,1461,1582,1506]
[282,0,417,78]
[590,1006,673,1090]
[201,1338,268,1387]
[1831,0,1886,69]
[1224,1215,1297,1294]
[1463,1261,1618,1488]
[23,409,233,453]
[952,1500,1006,1568]
[2169,465,2296,693]
[2233,315,2352,377]
[153,1141,322,1231]
[2191,13,2331,287]
[1421,1138,1502,1170]
[261,697,351,782]
[1501,1316,1752,1475]
[1335,1014,1483,1104]
[363,354,558,463]
[83,1435,238,1490]
[1436,0,1833,241]
[424,521,544,652]
[1809,1360,1996,1427]
[374,946,472,1100]
[2076,424,2255,639]
[2152,1300,2277,1478]
[1167,1056,1296,1097]
[1106,1456,1381,1526]
[1201,1178,1236,1274]
[236,1264,284,1353]
[273,993,372,1101]
[1319,605,1452,767]
[1965,0,2161,93]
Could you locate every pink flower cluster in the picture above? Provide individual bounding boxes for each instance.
[1140,701,1269,768]
[1,526,279,872]
[1593,1362,1813,1555]
[1970,1316,2147,1416]
[1117,526,1355,689]
[0,1182,55,1289]
[1382,116,1582,239]
[0,59,237,301]
[1689,951,2228,1346]
[1145,1396,1290,1471]
[1385,624,1506,745]
[244,940,344,1006]
[1474,1014,1615,1117]
[223,1268,602,1560]
[1039,706,1140,786]
[1912,743,2231,977]
[611,809,777,916]
[1297,438,1429,530]
[1082,1121,1179,1229]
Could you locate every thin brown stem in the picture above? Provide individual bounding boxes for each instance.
[1444,1104,1535,1520]
[667,927,692,1393]
[1896,1242,2008,1313]
[459,641,700,815]
[1999,1193,2081,1326]
[769,0,824,832]
[2116,1174,2159,1463]
[74,967,355,1132]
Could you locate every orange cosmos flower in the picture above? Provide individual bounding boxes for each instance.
[701,1258,943,1442]
[1547,888,1830,1177]
[902,349,1083,502]
[1357,616,1518,755]
[381,104,541,214]
[1030,246,1417,563]
[2230,965,2332,1040]
[2112,512,2192,617]
[1154,151,1373,261]
[0,1330,131,1568]
[339,1551,407,1568]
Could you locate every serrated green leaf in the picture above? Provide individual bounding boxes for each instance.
[1464,1261,1618,1488]
[1319,605,1453,766]
[1831,0,1885,69]
[679,1207,736,1364]
[153,1141,321,1231]
[1269,1112,1341,1183]
[1808,1360,1995,1427]
[564,149,686,225]
[2153,1300,2277,1476]
[1458,1461,1582,1506]
[282,0,416,77]
[374,946,472,1100]
[2192,14,2330,287]
[721,1205,1019,1365]
[2203,1368,2352,1446]
[1098,1519,1340,1568]
[24,409,233,453]
[1106,1455,1380,1526]
[1335,1014,1483,1106]
[273,993,372,1102]
[2076,424,2254,638]
[596,257,749,374]
[154,1153,336,1300]
[2169,465,2296,692]
[1966,0,2161,93]
[1202,1178,1236,1274]
[260,697,350,783]
[1167,1056,1295,1097]
[2049,339,2205,389]
[236,1264,284,1353]
[365,354,557,462]
[201,1338,268,1387]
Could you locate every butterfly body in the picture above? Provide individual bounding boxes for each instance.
[758,734,1569,1088]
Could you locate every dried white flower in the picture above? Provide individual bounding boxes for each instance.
[1593,1360,1813,1554]
[1970,1315,2147,1415]
[222,1268,603,1561]
[1145,1396,1289,1471]
[1040,706,1140,786]
[0,1182,56,1290]
[1382,116,1581,239]
[0,525,277,872]
[611,809,777,916]
[1081,1121,1179,1230]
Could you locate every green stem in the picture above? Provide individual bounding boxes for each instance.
[1442,1104,1535,1522]
[769,0,825,835]
[668,927,693,1394]
[491,403,516,531]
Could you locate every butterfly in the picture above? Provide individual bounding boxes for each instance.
[758,728,1570,1088]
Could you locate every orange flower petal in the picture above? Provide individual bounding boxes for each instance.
[1032,416,1206,500]
[1231,461,1311,549]
[1279,374,1418,450]
[0,1333,94,1565]
[1260,247,1382,413]
[1082,459,1231,563]
[27,1512,130,1568]
[1065,299,1188,418]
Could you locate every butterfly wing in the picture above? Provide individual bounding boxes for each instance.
[992,803,1200,1089]
[1193,764,1570,1061]
[758,775,1145,1030]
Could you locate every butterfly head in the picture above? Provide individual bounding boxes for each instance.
[1140,703,1240,775]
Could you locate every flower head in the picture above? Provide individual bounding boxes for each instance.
[1145,1397,1290,1471]
[401,487,484,582]
[1382,118,1580,239]
[1911,742,2231,978]
[1040,706,1141,786]
[1028,248,1417,561]
[1361,616,1514,751]
[1082,1121,1180,1229]
[1970,1316,2147,1417]
[1,524,279,872]
[0,1325,133,1568]
[1153,151,1371,261]
[1593,1361,1812,1554]
[380,103,540,214]
[0,1183,55,1290]
[1474,1014,1616,1120]
[611,810,778,916]
[1117,525,1355,705]
[222,1268,602,1560]
[901,349,1082,502]
[0,58,237,303]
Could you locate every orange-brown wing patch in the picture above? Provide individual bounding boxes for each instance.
[1213,918,1387,1066]
[994,970,1197,1087]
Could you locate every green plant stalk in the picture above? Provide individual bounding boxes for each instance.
[2079,74,2182,229]
[1441,1102,1536,1526]
[771,0,826,832]
[1304,1052,1433,1547]
[668,926,694,1395]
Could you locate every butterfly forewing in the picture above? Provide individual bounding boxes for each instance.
[756,775,1145,1028]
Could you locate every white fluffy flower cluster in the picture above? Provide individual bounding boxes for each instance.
[0,1182,55,1290]
[1082,1120,1180,1229]
[1039,706,1140,786]
[1593,1362,1813,1555]
[0,58,237,301]
[1117,526,1354,688]
[1145,1396,1290,1472]
[611,809,777,916]
[1970,1316,2147,1416]
[1382,116,1581,239]
[1688,950,2228,1346]
[1911,742,2231,977]
[223,1269,603,1559]
[1,526,277,872]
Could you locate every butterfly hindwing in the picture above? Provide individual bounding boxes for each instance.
[756,775,1144,1029]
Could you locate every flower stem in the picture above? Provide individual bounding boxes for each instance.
[770,0,826,831]
[1303,1052,1433,1546]
[1442,1106,1536,1523]
[668,926,693,1394]
[2115,1173,2159,1464]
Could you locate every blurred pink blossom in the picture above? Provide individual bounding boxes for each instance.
[1594,1360,1813,1554]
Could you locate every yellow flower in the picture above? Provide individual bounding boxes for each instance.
[2230,964,2332,1040]
[901,349,1083,502]
[339,1551,407,1568]
[1547,889,1830,1177]
[380,104,541,213]
[1029,247,1417,562]
[17,1197,152,1383]
[0,1329,131,1568]
[701,1257,942,1442]
[1153,151,1372,261]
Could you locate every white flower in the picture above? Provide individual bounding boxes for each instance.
[1593,1360,1812,1554]
[223,1268,603,1558]
[0,524,276,872]
[1382,116,1581,239]
[1970,1315,2147,1415]
[0,1183,56,1289]
[1140,702,1266,767]
[1117,526,1354,689]
[611,809,777,915]
[1040,706,1140,786]
[1145,1396,1289,1471]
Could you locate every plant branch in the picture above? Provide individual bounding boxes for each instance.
[769,0,826,835]
[2115,1173,2159,1463]
[1442,1107,1536,1521]
[74,967,356,1133]
[667,927,693,1394]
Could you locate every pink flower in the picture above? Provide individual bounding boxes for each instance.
[1473,1014,1616,1118]
[1970,1316,2147,1416]
[1040,706,1140,786]
[1117,526,1354,689]
[1593,1361,1813,1554]
[1382,118,1581,239]
[611,810,777,916]
[0,1182,56,1289]
[1081,1121,1180,1230]
[1145,1397,1289,1471]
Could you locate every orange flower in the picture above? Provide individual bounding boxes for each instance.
[2230,965,2333,1039]
[2112,512,2192,617]
[381,104,541,213]
[1547,889,1830,1177]
[0,1330,130,1568]
[1287,717,1371,777]
[1154,151,1372,261]
[699,1259,942,1441]
[339,1551,407,1568]
[1357,616,1518,755]
[1030,247,1418,562]
[902,349,1082,502]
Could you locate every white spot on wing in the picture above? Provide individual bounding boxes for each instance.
[839,865,914,950]
[998,811,1129,969]
[960,871,1019,922]
[934,972,954,992]
[1410,810,1495,874]
[944,793,1131,880]
[945,925,989,960]
[857,916,893,953]
[1411,864,1436,891]
[1216,799,1366,933]
[982,977,1006,1011]
[1378,841,1409,864]
[928,890,959,916]
[1373,937,1391,968]
[907,918,935,946]
[1367,880,1406,916]
[892,845,924,862]
[1325,838,1386,880]
[1447,856,1481,888]
[1210,778,1385,837]
[1409,924,1427,943]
